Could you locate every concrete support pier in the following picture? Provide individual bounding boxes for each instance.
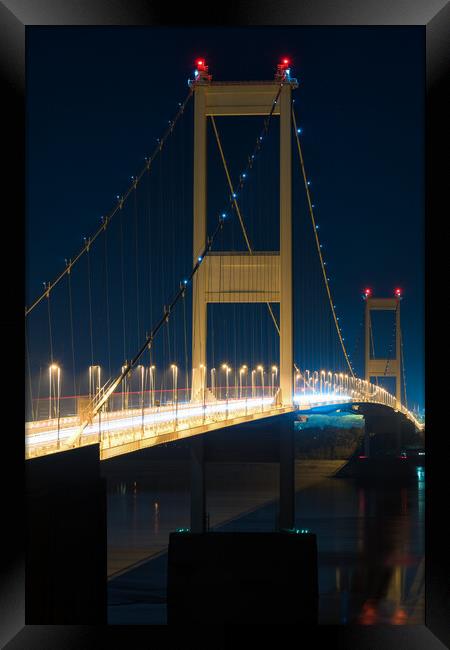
[26,445,106,624]
[190,436,206,533]
[364,421,371,457]
[279,426,295,529]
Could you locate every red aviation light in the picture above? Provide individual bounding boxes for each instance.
[364,288,372,298]
[394,288,402,297]
[195,58,206,71]
[275,57,292,81]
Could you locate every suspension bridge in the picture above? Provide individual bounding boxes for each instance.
[25,57,423,467]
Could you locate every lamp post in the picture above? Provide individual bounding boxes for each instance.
[271,365,278,398]
[171,364,178,428]
[211,367,216,398]
[48,364,52,419]
[222,364,230,417]
[251,370,256,398]
[49,363,61,420]
[334,373,339,394]
[200,364,206,403]
[149,365,156,408]
[257,365,264,399]
[137,364,145,410]
[222,364,230,399]
[239,365,247,399]
[121,364,129,410]
[313,371,319,394]
[88,365,101,402]
[171,364,178,404]
[49,363,61,447]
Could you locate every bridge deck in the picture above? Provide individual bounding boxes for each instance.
[26,397,294,461]
[25,393,422,461]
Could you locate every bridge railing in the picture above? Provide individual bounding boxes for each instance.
[25,383,279,425]
[294,369,423,429]
[26,370,423,434]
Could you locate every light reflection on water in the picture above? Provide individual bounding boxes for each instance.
[106,461,424,625]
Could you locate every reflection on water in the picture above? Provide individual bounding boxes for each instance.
[106,461,424,625]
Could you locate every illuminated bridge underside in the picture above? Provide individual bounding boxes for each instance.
[25,389,423,461]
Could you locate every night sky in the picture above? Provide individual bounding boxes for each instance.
[26,26,424,410]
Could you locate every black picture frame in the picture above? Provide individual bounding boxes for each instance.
[2,1,448,647]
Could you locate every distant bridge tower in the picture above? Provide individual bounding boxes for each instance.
[190,61,297,406]
[364,289,402,408]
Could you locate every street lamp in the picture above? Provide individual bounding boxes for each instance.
[271,365,278,398]
[334,373,339,393]
[137,364,145,410]
[88,365,101,402]
[171,364,178,428]
[48,363,61,420]
[149,365,156,407]
[313,371,319,394]
[239,365,248,399]
[257,365,264,399]
[210,367,216,398]
[222,364,231,417]
[320,370,325,395]
[251,369,256,398]
[171,364,178,404]
[222,364,230,400]
[121,364,129,410]
[200,364,206,403]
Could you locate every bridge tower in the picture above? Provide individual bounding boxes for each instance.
[191,64,297,406]
[364,290,402,409]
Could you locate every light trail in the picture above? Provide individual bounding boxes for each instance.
[25,397,276,451]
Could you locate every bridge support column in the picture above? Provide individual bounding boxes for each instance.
[363,421,371,457]
[190,436,206,533]
[394,417,402,455]
[279,426,295,530]
[190,80,296,406]
[191,85,207,401]
[279,84,293,407]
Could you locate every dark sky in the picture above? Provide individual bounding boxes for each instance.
[26,26,424,410]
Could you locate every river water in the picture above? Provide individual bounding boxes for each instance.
[103,459,424,625]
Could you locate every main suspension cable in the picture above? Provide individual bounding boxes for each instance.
[292,107,354,377]
[25,89,193,317]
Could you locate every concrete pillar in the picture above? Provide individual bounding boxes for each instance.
[190,435,206,533]
[395,302,402,409]
[364,301,370,383]
[279,425,295,529]
[279,84,293,406]
[192,86,207,401]
[395,416,402,455]
[364,421,370,457]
